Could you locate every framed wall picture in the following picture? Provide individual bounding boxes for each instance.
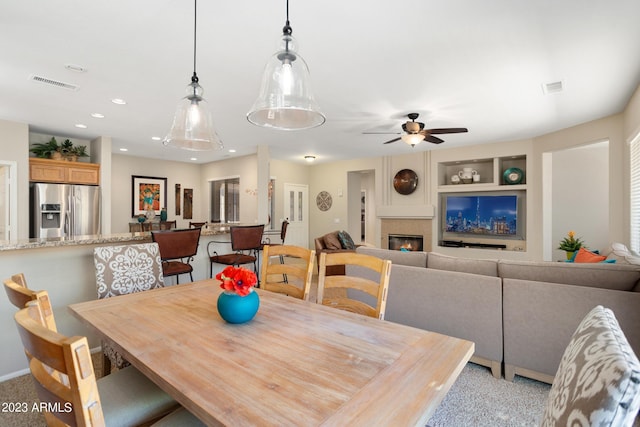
[131,175,167,217]
[175,183,181,215]
[183,188,193,219]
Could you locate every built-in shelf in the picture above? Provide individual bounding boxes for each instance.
[437,155,526,191]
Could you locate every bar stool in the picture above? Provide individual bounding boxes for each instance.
[208,224,264,279]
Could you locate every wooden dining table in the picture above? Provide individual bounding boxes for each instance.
[69,280,474,426]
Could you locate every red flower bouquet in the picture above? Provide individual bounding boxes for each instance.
[215,266,257,297]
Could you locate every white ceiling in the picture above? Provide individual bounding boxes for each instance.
[2,0,640,164]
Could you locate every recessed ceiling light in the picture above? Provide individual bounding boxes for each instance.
[91,113,105,119]
[75,124,87,129]
[111,98,127,105]
[151,136,162,141]
[304,155,316,162]
[190,157,198,161]
[228,149,236,153]
[119,148,128,152]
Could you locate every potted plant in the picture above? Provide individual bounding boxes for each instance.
[29,137,61,159]
[558,231,585,259]
[67,144,89,161]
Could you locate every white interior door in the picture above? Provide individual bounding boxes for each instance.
[283,183,309,248]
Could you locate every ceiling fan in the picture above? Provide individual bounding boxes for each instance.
[380,113,468,147]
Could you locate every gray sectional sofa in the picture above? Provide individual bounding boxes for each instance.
[352,246,640,383]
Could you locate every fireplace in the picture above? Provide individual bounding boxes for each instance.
[389,234,424,251]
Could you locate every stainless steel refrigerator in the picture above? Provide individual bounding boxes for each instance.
[30,183,101,238]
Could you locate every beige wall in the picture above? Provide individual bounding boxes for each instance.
[0,119,29,238]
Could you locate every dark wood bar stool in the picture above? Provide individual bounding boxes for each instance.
[152,228,201,284]
[208,224,264,279]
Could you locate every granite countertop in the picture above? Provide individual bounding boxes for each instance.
[0,225,234,252]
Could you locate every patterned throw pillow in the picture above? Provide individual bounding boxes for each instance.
[540,305,640,427]
[323,232,342,250]
[337,230,356,250]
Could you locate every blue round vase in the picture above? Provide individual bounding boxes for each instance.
[217,290,260,324]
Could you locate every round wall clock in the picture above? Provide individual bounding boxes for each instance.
[393,169,419,195]
[316,191,332,211]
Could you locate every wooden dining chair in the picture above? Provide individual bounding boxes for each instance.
[317,252,392,319]
[208,224,265,279]
[540,305,640,426]
[93,243,166,374]
[3,276,57,331]
[13,299,181,427]
[159,220,177,230]
[260,245,315,300]
[152,228,201,284]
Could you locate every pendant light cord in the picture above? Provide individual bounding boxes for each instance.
[283,0,292,36]
[192,0,199,83]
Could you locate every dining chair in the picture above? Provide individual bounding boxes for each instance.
[129,222,152,232]
[93,242,166,374]
[317,251,392,319]
[540,305,640,426]
[208,224,264,279]
[3,276,57,331]
[152,228,202,284]
[189,221,206,228]
[260,245,315,300]
[159,220,177,230]
[13,299,183,427]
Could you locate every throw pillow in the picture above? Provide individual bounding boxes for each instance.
[540,306,640,426]
[337,230,356,250]
[602,242,640,265]
[573,247,606,263]
[323,232,342,250]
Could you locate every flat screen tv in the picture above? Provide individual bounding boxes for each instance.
[441,191,525,240]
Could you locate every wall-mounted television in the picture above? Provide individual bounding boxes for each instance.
[440,191,525,241]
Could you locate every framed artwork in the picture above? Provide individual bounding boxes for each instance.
[175,184,181,215]
[131,175,167,217]
[183,188,193,219]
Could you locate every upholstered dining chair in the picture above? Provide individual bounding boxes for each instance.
[539,305,640,427]
[317,252,392,319]
[152,228,201,284]
[208,224,265,279]
[13,299,185,427]
[260,245,315,300]
[93,242,166,374]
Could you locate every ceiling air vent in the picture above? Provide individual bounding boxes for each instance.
[29,74,79,91]
[542,80,563,95]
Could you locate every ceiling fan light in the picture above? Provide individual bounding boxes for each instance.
[164,80,223,151]
[401,133,425,146]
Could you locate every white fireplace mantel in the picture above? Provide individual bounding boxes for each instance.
[376,204,435,219]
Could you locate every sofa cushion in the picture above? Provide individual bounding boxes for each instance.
[356,246,427,268]
[323,232,342,250]
[427,252,498,277]
[498,259,640,291]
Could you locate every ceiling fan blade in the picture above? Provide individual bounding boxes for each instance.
[425,135,445,144]
[383,137,402,144]
[427,128,468,134]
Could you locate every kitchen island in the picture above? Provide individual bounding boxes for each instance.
[0,225,240,379]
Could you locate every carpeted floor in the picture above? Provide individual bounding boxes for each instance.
[0,354,551,427]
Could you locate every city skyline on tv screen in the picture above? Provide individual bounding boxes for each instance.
[445,195,517,235]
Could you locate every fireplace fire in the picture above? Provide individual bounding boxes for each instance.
[388,234,424,252]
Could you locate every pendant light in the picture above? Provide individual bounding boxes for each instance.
[164,0,223,151]
[247,0,325,130]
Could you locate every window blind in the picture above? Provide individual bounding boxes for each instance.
[630,134,640,252]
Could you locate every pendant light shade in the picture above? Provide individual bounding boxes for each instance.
[401,133,425,147]
[164,0,223,151]
[247,1,325,130]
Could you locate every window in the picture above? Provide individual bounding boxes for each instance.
[210,178,239,223]
[630,134,640,252]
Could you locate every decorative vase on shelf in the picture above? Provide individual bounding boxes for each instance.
[137,215,146,223]
[145,206,156,221]
[217,289,260,324]
[160,207,168,222]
